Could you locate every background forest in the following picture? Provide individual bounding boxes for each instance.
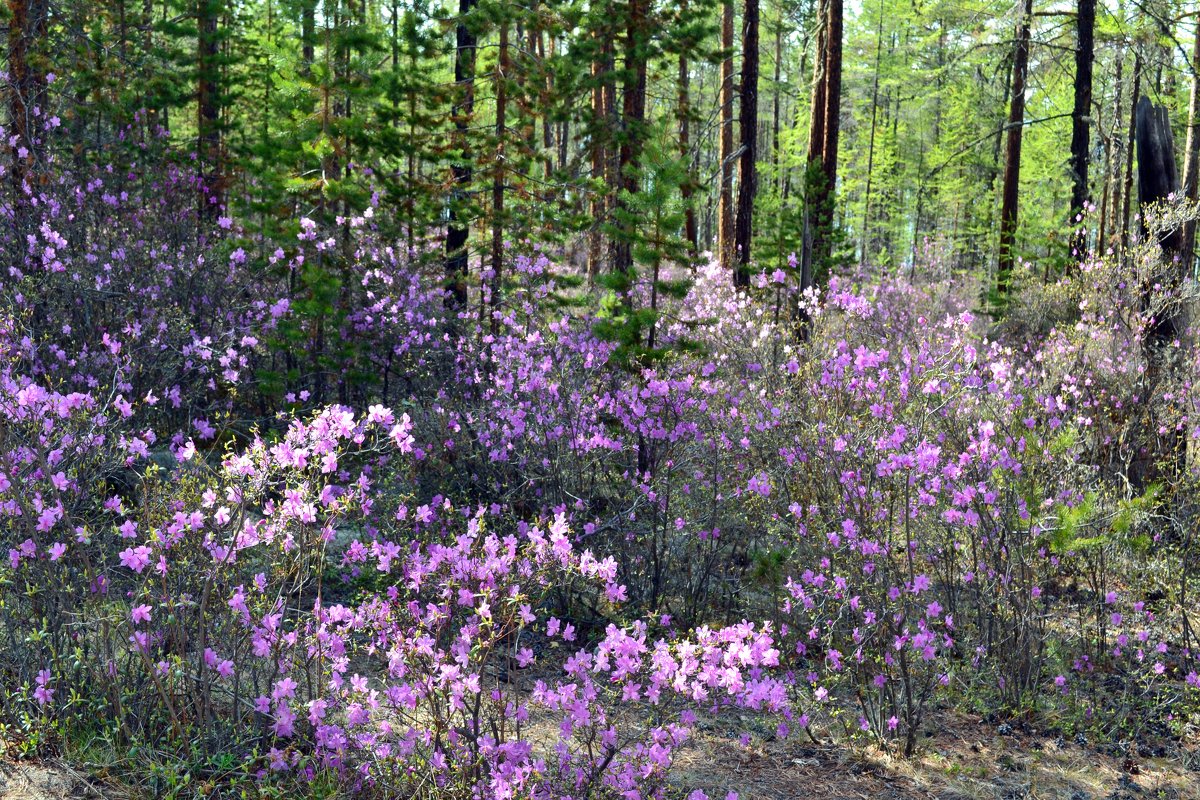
[5,0,1200,799]
[12,0,1185,292]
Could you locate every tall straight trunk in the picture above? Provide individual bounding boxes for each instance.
[1122,57,1142,252]
[862,0,884,261]
[558,48,569,174]
[537,24,554,184]
[799,0,829,300]
[509,15,536,201]
[445,0,477,309]
[542,30,554,181]
[1180,25,1200,271]
[718,0,736,270]
[588,36,606,278]
[996,0,1032,298]
[301,0,315,73]
[734,0,760,286]
[117,0,129,64]
[678,18,699,256]
[490,20,508,334]
[771,15,782,191]
[613,0,649,274]
[771,9,785,269]
[6,0,50,199]
[197,0,222,219]
[989,50,1013,196]
[1068,0,1095,267]
[1098,164,1111,255]
[602,37,619,264]
[804,0,842,285]
[1103,51,1124,254]
[818,0,842,238]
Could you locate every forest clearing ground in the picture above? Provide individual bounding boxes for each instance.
[3,686,1200,798]
[0,760,112,800]
[492,651,1200,800]
[670,708,1200,800]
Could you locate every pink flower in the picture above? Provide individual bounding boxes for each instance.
[131,604,152,625]
[119,545,152,573]
[33,670,54,706]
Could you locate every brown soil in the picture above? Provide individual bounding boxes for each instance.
[4,709,1197,798]
[0,761,88,800]
[673,709,1200,800]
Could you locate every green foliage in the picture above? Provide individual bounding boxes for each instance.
[595,131,698,369]
[1046,483,1161,556]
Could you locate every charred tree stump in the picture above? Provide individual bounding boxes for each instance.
[1134,96,1188,484]
[1135,96,1184,351]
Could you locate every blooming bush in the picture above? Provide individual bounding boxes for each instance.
[3,129,1200,796]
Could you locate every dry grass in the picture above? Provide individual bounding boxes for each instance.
[0,759,122,800]
[671,709,1200,800]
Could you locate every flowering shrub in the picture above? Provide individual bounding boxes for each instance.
[0,356,789,796]
[3,129,1200,796]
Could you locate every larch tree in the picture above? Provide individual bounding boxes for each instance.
[612,0,650,274]
[678,0,699,257]
[718,0,735,271]
[6,0,50,198]
[445,0,478,309]
[1181,20,1200,270]
[733,0,759,287]
[1068,0,1095,267]
[588,26,608,279]
[800,0,842,301]
[490,14,509,333]
[996,0,1032,299]
[197,0,223,218]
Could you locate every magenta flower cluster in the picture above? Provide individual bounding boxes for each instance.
[2,124,1199,795]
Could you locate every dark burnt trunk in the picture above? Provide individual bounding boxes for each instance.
[445,0,477,309]
[733,0,760,287]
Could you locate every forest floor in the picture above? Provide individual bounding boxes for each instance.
[4,708,1198,799]
[673,707,1200,800]
[0,760,108,800]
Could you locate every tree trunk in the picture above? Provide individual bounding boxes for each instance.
[1121,57,1142,253]
[1180,25,1200,271]
[197,0,223,219]
[490,19,508,334]
[734,0,760,287]
[535,18,554,185]
[612,0,649,274]
[771,14,783,193]
[996,0,1032,299]
[602,36,619,267]
[6,0,50,200]
[1068,0,1095,267]
[301,0,315,74]
[1103,50,1124,255]
[678,29,699,257]
[588,34,606,279]
[445,0,477,309]
[808,0,842,282]
[862,0,884,262]
[1136,97,1183,259]
[1135,96,1185,480]
[799,0,829,304]
[718,0,736,271]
